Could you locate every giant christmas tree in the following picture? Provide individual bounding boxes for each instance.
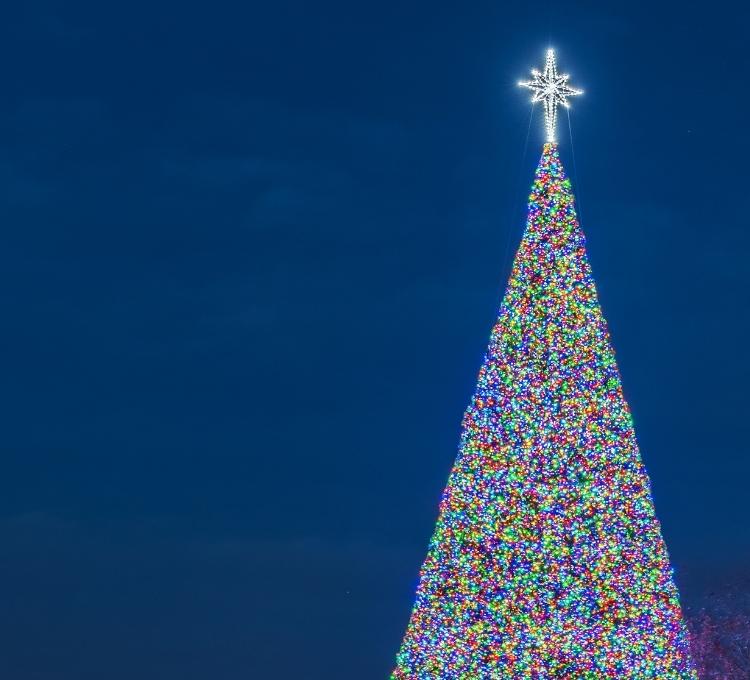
[392,51,696,678]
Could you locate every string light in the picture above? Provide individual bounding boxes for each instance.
[392,143,696,678]
[519,49,582,143]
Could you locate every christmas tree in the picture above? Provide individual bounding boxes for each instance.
[392,51,696,678]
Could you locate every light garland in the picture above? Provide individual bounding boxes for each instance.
[519,49,582,143]
[392,143,696,678]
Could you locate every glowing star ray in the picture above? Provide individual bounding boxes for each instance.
[519,48,583,142]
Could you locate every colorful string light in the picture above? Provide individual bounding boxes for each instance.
[392,144,696,678]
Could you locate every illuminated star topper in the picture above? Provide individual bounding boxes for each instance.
[519,48,583,143]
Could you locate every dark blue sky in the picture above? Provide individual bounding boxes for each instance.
[1,1,748,678]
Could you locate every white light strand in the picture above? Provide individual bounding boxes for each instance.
[518,49,582,143]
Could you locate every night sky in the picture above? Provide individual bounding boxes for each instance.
[1,1,749,678]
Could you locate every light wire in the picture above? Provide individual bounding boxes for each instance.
[496,102,536,304]
[566,106,583,228]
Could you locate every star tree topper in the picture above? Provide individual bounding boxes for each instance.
[519,49,583,143]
